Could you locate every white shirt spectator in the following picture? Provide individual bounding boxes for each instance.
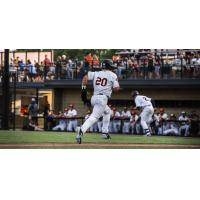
[121,110,131,118]
[67,109,77,118]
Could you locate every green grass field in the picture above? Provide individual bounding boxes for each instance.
[0,130,200,148]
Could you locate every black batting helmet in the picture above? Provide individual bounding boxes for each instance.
[131,90,139,98]
[102,59,116,70]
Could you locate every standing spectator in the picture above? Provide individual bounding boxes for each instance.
[43,100,50,130]
[178,111,190,136]
[66,104,78,132]
[61,55,67,78]
[66,59,73,79]
[28,98,38,125]
[147,54,155,79]
[154,56,161,79]
[92,54,100,67]
[121,107,131,134]
[27,60,36,81]
[55,56,62,80]
[130,110,140,134]
[189,110,200,136]
[84,52,93,66]
[43,54,51,79]
[112,107,121,133]
[158,108,168,135]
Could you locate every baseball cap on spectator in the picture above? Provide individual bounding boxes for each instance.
[31,98,35,102]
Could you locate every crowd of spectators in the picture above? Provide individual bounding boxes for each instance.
[1,50,200,82]
[41,105,200,136]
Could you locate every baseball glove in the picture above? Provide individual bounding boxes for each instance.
[81,87,87,105]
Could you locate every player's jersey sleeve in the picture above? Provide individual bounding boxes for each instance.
[135,96,141,107]
[88,71,95,80]
[112,73,119,88]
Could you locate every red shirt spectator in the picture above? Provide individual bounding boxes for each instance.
[84,53,93,65]
[43,54,51,66]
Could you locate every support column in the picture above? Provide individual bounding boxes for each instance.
[2,49,10,130]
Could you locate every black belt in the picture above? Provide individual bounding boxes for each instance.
[97,93,109,98]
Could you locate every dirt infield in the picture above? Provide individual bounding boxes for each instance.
[0,143,200,148]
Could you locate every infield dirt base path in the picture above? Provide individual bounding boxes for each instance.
[0,143,200,148]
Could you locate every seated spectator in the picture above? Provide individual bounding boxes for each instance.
[163,114,179,136]
[178,111,190,136]
[28,116,43,131]
[46,63,55,80]
[52,111,67,131]
[47,110,56,130]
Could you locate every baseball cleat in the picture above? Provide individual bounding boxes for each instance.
[76,136,82,144]
[144,133,151,136]
[76,127,83,144]
[102,133,111,139]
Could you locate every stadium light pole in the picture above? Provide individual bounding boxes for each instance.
[2,49,10,130]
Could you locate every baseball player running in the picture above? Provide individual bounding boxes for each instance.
[76,59,120,144]
[132,90,154,136]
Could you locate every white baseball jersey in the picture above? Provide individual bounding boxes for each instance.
[88,70,119,98]
[135,95,152,108]
[67,109,77,118]
[121,111,131,118]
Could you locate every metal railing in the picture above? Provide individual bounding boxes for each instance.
[0,58,200,83]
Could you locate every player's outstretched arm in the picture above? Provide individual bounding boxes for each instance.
[82,75,88,88]
[81,75,88,104]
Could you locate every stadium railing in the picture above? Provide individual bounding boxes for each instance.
[1,58,200,83]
